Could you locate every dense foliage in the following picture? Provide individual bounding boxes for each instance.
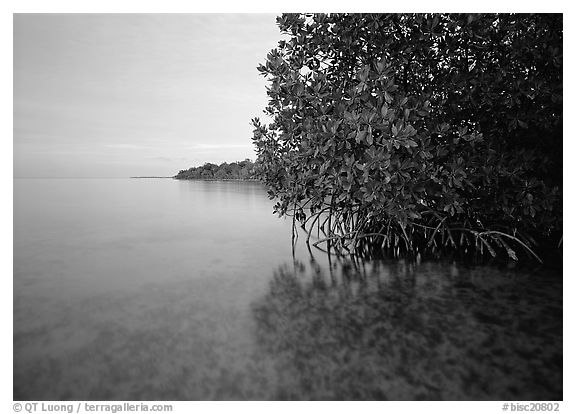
[174,159,257,180]
[252,13,562,261]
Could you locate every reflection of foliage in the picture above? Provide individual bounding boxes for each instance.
[252,14,562,262]
[174,159,258,180]
[252,261,562,400]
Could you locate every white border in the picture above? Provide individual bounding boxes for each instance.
[4,2,572,411]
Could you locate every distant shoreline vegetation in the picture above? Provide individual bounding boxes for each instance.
[173,159,259,180]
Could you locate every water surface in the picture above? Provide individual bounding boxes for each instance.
[13,178,562,400]
[14,178,295,399]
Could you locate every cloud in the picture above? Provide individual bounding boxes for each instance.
[103,143,149,150]
[13,14,276,178]
[192,143,253,149]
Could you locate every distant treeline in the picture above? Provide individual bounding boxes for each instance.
[174,159,258,180]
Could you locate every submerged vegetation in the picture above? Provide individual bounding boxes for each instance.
[252,14,562,262]
[252,260,562,400]
[174,159,257,180]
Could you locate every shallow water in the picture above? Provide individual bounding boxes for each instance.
[252,260,562,400]
[13,179,562,400]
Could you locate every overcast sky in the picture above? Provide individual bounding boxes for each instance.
[14,14,281,178]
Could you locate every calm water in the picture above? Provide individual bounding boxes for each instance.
[13,178,562,400]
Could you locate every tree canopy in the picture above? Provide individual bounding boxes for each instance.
[175,159,257,180]
[252,13,562,261]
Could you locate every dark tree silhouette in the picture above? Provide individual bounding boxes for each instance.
[252,13,562,261]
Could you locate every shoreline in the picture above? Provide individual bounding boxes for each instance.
[172,177,260,182]
[130,176,173,179]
